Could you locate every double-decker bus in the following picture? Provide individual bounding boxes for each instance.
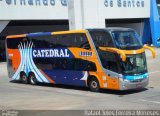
[6,28,156,92]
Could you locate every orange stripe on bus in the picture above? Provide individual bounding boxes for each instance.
[7,34,27,39]
[39,70,55,84]
[51,30,87,35]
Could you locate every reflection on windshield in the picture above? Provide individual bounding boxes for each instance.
[120,53,147,75]
[112,31,142,50]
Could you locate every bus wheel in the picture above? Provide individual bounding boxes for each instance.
[88,77,100,92]
[20,72,29,84]
[29,73,37,85]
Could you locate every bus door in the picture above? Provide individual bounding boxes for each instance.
[89,30,121,79]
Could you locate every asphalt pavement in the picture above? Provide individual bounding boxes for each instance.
[0,48,160,115]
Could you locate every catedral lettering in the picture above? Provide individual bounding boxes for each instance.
[104,0,144,7]
[6,28,156,92]
[32,49,70,58]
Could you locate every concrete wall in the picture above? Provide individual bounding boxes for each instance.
[68,0,150,30]
[0,25,69,36]
[0,0,68,20]
[0,21,9,33]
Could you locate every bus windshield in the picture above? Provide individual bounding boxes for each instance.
[119,53,147,75]
[112,31,143,50]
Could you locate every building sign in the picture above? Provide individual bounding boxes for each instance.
[0,0,68,20]
[0,0,149,20]
[104,0,145,8]
[1,0,67,6]
[102,0,150,19]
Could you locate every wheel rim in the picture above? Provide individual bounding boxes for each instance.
[91,81,98,89]
[30,76,35,84]
[22,75,26,81]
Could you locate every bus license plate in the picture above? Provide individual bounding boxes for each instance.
[136,84,142,88]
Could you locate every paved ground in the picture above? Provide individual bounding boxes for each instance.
[0,49,160,112]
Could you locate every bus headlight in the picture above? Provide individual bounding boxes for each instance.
[118,74,123,78]
[124,79,129,82]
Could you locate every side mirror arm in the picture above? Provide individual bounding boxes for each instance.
[143,45,156,58]
[99,47,126,62]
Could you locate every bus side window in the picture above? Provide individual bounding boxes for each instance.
[28,35,57,48]
[66,58,75,70]
[56,34,90,50]
[7,38,25,49]
[49,35,57,48]
[99,50,120,73]
[51,58,75,71]
[56,34,75,48]
[90,31,114,47]
[86,61,97,71]
[76,34,91,50]
[74,59,97,71]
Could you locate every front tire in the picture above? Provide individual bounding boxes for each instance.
[88,77,100,92]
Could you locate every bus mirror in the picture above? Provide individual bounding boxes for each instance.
[143,45,156,58]
[99,47,126,62]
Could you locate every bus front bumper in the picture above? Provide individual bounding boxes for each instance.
[119,77,149,90]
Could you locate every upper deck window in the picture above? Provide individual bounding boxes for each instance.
[28,33,90,50]
[89,31,114,48]
[111,31,143,50]
[7,37,27,49]
[55,33,90,49]
[7,33,91,50]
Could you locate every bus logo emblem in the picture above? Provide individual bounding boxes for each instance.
[33,48,72,58]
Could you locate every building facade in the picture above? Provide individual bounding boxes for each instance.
[0,0,152,61]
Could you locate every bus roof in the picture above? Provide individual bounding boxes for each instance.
[6,30,87,39]
[87,27,134,32]
[6,28,135,39]
[7,34,27,39]
[51,30,87,35]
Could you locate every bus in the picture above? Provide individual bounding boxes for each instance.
[6,28,156,92]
